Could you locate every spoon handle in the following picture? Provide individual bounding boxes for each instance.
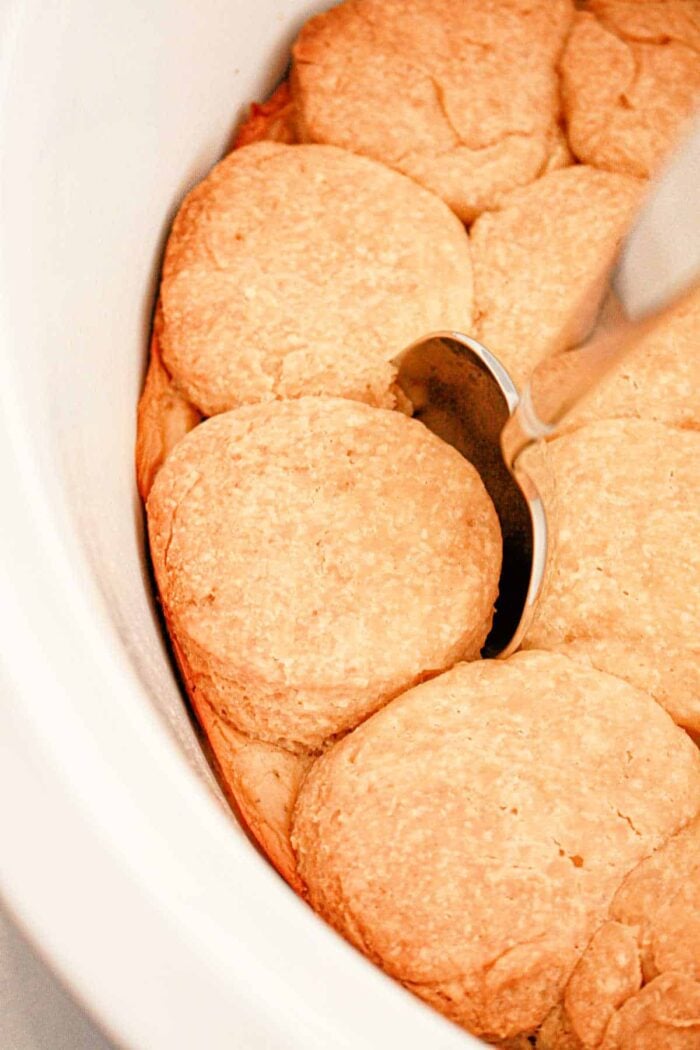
[500,278,698,468]
[502,112,700,468]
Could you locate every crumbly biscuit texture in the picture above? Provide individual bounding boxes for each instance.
[563,281,700,432]
[201,711,312,890]
[147,397,501,752]
[292,0,575,221]
[232,80,298,149]
[135,313,202,501]
[523,419,700,731]
[470,166,643,384]
[159,142,473,416]
[539,815,700,1049]
[292,652,700,1041]
[166,619,310,888]
[560,2,700,178]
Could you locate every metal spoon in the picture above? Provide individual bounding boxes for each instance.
[393,116,700,659]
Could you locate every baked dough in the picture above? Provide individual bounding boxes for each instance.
[231,80,297,150]
[292,0,574,221]
[563,281,700,433]
[147,396,501,752]
[292,651,700,1042]
[135,309,202,501]
[159,141,473,416]
[523,419,700,732]
[560,2,700,178]
[539,814,700,1049]
[470,166,643,384]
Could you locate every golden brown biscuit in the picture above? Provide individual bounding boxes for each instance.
[292,652,700,1042]
[292,0,574,222]
[560,3,700,178]
[539,815,700,1049]
[147,396,501,753]
[231,80,298,150]
[159,141,473,416]
[470,166,643,384]
[563,281,700,433]
[543,124,576,175]
[166,620,310,889]
[135,311,202,501]
[523,419,700,731]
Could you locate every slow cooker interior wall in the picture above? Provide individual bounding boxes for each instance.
[1,0,331,788]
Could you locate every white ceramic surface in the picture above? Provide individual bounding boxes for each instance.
[0,2,473,1047]
[0,2,693,1047]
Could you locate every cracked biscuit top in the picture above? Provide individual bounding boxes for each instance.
[159,141,473,416]
[146,396,501,752]
[292,651,700,1042]
[540,813,700,1049]
[561,0,700,178]
[470,166,642,384]
[292,0,574,222]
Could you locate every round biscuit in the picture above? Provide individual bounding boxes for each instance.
[551,814,700,1048]
[292,651,700,1041]
[560,3,700,178]
[159,141,473,416]
[292,0,574,222]
[470,166,643,384]
[147,396,501,751]
[523,419,700,731]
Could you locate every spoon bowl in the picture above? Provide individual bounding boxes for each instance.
[393,332,547,658]
[393,116,700,657]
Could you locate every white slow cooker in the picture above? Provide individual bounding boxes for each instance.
[0,2,473,1046]
[0,2,695,1047]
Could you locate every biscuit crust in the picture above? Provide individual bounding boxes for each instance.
[560,3,700,178]
[135,309,202,501]
[159,141,473,416]
[562,282,700,433]
[147,397,501,752]
[292,0,574,222]
[292,652,700,1041]
[231,80,298,150]
[470,166,643,384]
[540,815,700,1049]
[524,419,700,731]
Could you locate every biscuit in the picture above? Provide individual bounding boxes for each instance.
[543,124,576,175]
[291,652,700,1042]
[562,281,700,433]
[232,80,298,150]
[166,619,310,888]
[560,3,700,178]
[135,310,202,501]
[147,396,501,752]
[470,166,643,384]
[539,815,700,1049]
[523,419,700,731]
[292,0,574,222]
[159,142,474,416]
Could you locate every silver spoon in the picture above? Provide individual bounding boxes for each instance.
[393,116,700,659]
